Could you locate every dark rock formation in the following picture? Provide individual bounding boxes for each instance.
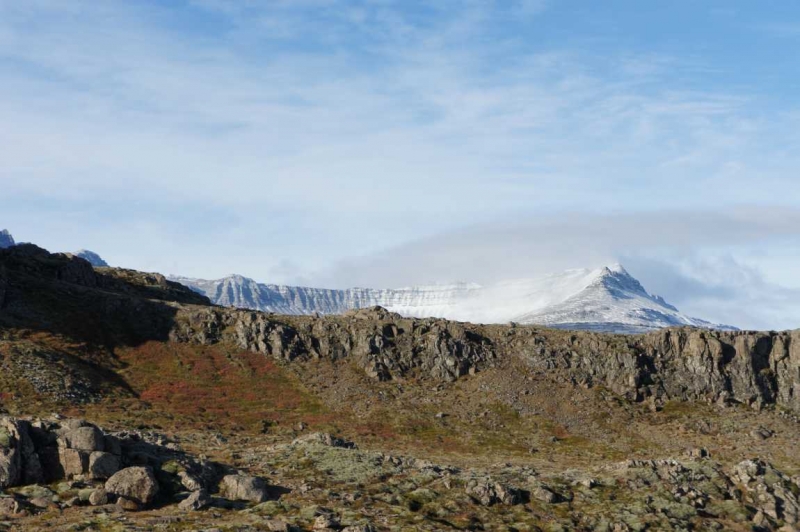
[170,305,800,413]
[1,245,798,413]
[0,230,14,249]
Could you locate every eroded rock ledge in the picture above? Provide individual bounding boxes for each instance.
[171,306,800,412]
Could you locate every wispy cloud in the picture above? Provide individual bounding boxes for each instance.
[1,1,799,329]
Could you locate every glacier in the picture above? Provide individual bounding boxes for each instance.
[171,264,734,333]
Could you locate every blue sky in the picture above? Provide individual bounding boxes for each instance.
[2,0,800,329]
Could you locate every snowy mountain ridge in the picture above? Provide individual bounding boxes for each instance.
[172,264,735,333]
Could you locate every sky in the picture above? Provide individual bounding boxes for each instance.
[2,0,800,330]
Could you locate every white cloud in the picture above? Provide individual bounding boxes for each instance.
[1,1,799,330]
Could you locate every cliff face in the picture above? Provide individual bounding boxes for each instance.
[1,244,798,413]
[170,305,800,413]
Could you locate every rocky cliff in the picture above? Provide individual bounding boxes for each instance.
[171,306,800,413]
[1,245,798,414]
[3,245,800,531]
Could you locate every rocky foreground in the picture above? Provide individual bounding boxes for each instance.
[1,244,800,530]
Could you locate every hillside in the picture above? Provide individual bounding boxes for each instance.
[0,244,799,531]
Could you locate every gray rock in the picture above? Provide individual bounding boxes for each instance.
[116,496,141,511]
[532,485,559,504]
[87,451,119,480]
[218,474,269,503]
[178,489,210,511]
[313,514,339,529]
[61,426,105,452]
[465,479,522,506]
[292,432,357,449]
[88,488,108,506]
[0,421,22,488]
[732,459,800,525]
[28,496,52,509]
[0,497,21,516]
[178,470,203,491]
[342,525,377,532]
[58,448,89,478]
[0,418,42,487]
[105,466,159,508]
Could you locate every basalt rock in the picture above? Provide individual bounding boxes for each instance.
[2,246,799,413]
[170,305,800,412]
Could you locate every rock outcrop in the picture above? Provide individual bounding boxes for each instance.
[1,245,798,414]
[0,415,277,512]
[0,230,14,249]
[170,305,800,413]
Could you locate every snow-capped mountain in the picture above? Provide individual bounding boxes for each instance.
[72,250,109,267]
[0,230,15,249]
[172,264,734,333]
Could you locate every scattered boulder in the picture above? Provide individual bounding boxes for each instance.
[531,485,559,504]
[218,474,269,503]
[116,496,142,511]
[732,459,800,525]
[58,448,89,479]
[178,470,203,491]
[0,497,21,516]
[342,526,376,532]
[178,489,210,511]
[87,451,120,480]
[105,467,160,509]
[292,432,357,449]
[466,479,523,506]
[88,488,109,506]
[60,426,104,452]
[313,513,339,529]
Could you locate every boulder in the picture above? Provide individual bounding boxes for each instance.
[532,485,559,504]
[105,467,159,509]
[0,497,21,516]
[342,525,376,532]
[88,488,109,506]
[0,418,41,488]
[465,479,522,506]
[0,423,21,488]
[313,514,339,529]
[178,470,203,491]
[292,432,357,449]
[58,448,89,478]
[87,452,119,480]
[116,496,142,511]
[218,474,269,503]
[178,489,211,511]
[60,426,104,452]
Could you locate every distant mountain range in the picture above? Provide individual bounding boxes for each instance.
[0,229,14,249]
[0,228,733,332]
[0,230,108,266]
[172,264,735,333]
[72,250,109,267]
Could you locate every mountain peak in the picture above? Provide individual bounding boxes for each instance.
[173,264,735,333]
[606,262,629,275]
[0,229,16,249]
[73,250,109,267]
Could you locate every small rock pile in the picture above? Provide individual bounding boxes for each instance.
[0,416,274,515]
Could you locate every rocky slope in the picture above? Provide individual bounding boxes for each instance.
[173,265,732,333]
[1,244,799,530]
